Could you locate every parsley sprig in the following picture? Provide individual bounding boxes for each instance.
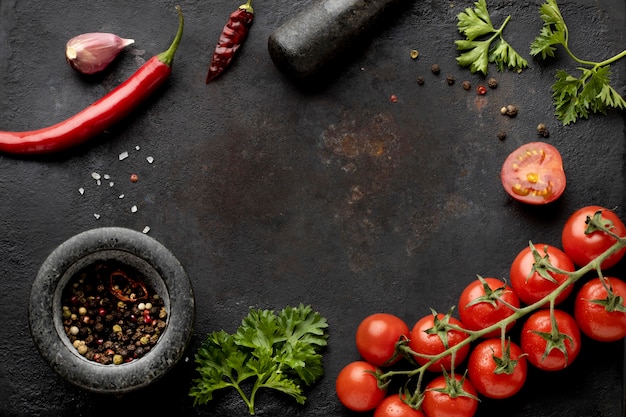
[455,0,528,75]
[530,0,626,125]
[189,304,329,415]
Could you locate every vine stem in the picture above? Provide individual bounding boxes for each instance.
[380,213,626,386]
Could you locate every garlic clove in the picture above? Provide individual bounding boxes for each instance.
[66,32,135,75]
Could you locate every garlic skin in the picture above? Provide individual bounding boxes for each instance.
[66,33,135,74]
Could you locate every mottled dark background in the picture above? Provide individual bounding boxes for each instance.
[0,0,624,416]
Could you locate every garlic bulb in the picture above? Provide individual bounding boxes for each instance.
[66,33,134,74]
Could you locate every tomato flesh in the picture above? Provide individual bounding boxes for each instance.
[500,142,566,205]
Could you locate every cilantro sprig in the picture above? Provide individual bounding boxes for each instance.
[530,0,626,125]
[189,304,329,415]
[455,0,528,75]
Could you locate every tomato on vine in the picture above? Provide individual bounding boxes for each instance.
[574,276,626,342]
[561,206,626,269]
[408,310,471,372]
[520,309,581,371]
[373,393,425,417]
[356,313,409,367]
[467,338,527,399]
[510,243,575,306]
[458,276,520,337]
[421,373,478,417]
[500,141,566,205]
[335,361,386,411]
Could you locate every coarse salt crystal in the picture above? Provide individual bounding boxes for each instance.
[104,174,110,180]
[78,188,85,195]
[109,181,114,187]
[146,156,154,164]
[135,146,140,151]
[131,205,138,213]
[119,151,129,160]
[91,172,101,180]
[119,194,125,199]
[142,226,151,234]
[94,213,101,219]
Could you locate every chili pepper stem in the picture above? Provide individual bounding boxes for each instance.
[157,5,184,67]
[239,0,254,14]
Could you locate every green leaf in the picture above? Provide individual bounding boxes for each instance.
[189,305,329,414]
[489,38,529,72]
[456,39,491,74]
[457,0,495,41]
[455,0,528,75]
[530,0,568,59]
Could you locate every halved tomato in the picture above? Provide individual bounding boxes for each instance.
[500,142,566,205]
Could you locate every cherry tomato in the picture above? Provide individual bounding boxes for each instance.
[421,374,478,417]
[335,361,386,411]
[561,206,626,269]
[374,394,425,417]
[574,276,626,342]
[500,141,566,205]
[509,243,575,306]
[467,338,527,399]
[356,313,410,367]
[408,312,470,372]
[458,277,520,337]
[520,309,581,371]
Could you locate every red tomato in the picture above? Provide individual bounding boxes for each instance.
[458,277,520,337]
[467,338,527,399]
[356,313,410,367]
[520,309,581,371]
[421,374,478,417]
[509,243,575,306]
[500,141,566,205]
[562,206,626,269]
[374,394,425,417]
[336,361,386,411]
[408,312,470,372]
[574,276,626,342]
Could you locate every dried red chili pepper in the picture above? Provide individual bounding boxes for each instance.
[205,0,254,83]
[0,6,184,155]
[109,269,149,302]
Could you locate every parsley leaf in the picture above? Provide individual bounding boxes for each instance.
[456,0,528,75]
[531,0,626,124]
[189,304,329,414]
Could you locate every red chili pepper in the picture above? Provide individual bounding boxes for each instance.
[0,6,184,155]
[205,0,254,83]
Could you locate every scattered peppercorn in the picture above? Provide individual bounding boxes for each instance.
[130,173,139,182]
[487,77,498,88]
[410,49,419,59]
[537,123,549,137]
[497,131,507,140]
[446,75,455,85]
[431,64,440,75]
[500,104,518,117]
[417,76,425,85]
[462,80,471,90]
[476,85,486,95]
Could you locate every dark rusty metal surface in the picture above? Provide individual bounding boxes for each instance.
[0,0,625,416]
